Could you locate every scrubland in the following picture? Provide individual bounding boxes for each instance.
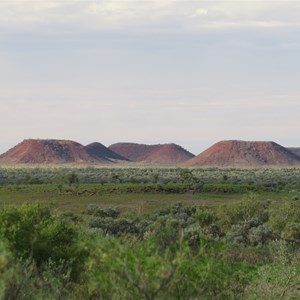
[0,167,300,299]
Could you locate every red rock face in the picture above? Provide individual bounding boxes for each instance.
[0,139,125,164]
[187,140,300,167]
[109,143,195,164]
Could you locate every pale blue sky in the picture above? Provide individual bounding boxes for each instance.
[1,1,300,155]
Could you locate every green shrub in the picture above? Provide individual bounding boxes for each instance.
[217,194,270,231]
[86,204,120,218]
[246,240,300,299]
[88,217,140,236]
[0,241,14,299]
[0,204,87,279]
[226,219,275,247]
[194,207,217,227]
[268,200,300,238]
[85,236,251,299]
[282,223,300,245]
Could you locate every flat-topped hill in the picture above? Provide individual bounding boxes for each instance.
[1,139,299,167]
[109,143,195,164]
[187,140,300,167]
[0,139,125,164]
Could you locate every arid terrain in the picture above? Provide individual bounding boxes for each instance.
[0,139,299,167]
[109,142,195,164]
[287,147,300,158]
[0,139,126,164]
[187,140,300,167]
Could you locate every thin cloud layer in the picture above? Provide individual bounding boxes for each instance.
[1,1,300,32]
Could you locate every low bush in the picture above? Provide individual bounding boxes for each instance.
[0,204,88,280]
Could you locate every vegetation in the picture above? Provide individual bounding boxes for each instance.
[0,166,300,299]
[0,166,300,192]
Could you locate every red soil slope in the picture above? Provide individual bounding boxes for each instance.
[287,148,300,158]
[109,143,160,162]
[187,140,300,167]
[145,144,195,164]
[109,143,194,164]
[0,139,118,164]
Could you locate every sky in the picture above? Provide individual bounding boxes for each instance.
[0,0,300,155]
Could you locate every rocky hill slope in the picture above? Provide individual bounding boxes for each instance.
[109,143,195,164]
[187,140,300,167]
[287,147,300,158]
[0,139,125,164]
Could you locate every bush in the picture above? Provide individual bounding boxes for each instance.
[86,204,120,218]
[282,223,300,245]
[226,219,275,247]
[268,200,300,238]
[0,241,14,299]
[88,217,140,236]
[0,204,87,279]
[246,242,300,300]
[217,194,270,231]
[194,207,217,227]
[85,236,251,299]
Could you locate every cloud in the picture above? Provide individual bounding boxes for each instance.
[0,0,300,33]
[190,8,208,18]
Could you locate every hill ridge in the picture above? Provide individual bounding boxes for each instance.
[0,139,126,164]
[1,139,299,166]
[109,142,195,164]
[187,140,300,167]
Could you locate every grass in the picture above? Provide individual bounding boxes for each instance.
[0,183,292,215]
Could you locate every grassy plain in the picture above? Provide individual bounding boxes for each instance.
[0,183,295,215]
[0,166,299,214]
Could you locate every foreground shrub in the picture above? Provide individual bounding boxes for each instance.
[2,259,74,300]
[85,236,251,299]
[0,204,87,279]
[246,241,300,299]
[0,241,14,299]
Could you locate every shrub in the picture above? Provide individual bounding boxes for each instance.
[194,207,217,227]
[226,219,275,247]
[88,217,140,236]
[86,204,120,218]
[268,200,300,241]
[246,242,300,300]
[217,194,269,231]
[0,241,14,299]
[0,204,87,279]
[282,223,300,245]
[85,236,251,300]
